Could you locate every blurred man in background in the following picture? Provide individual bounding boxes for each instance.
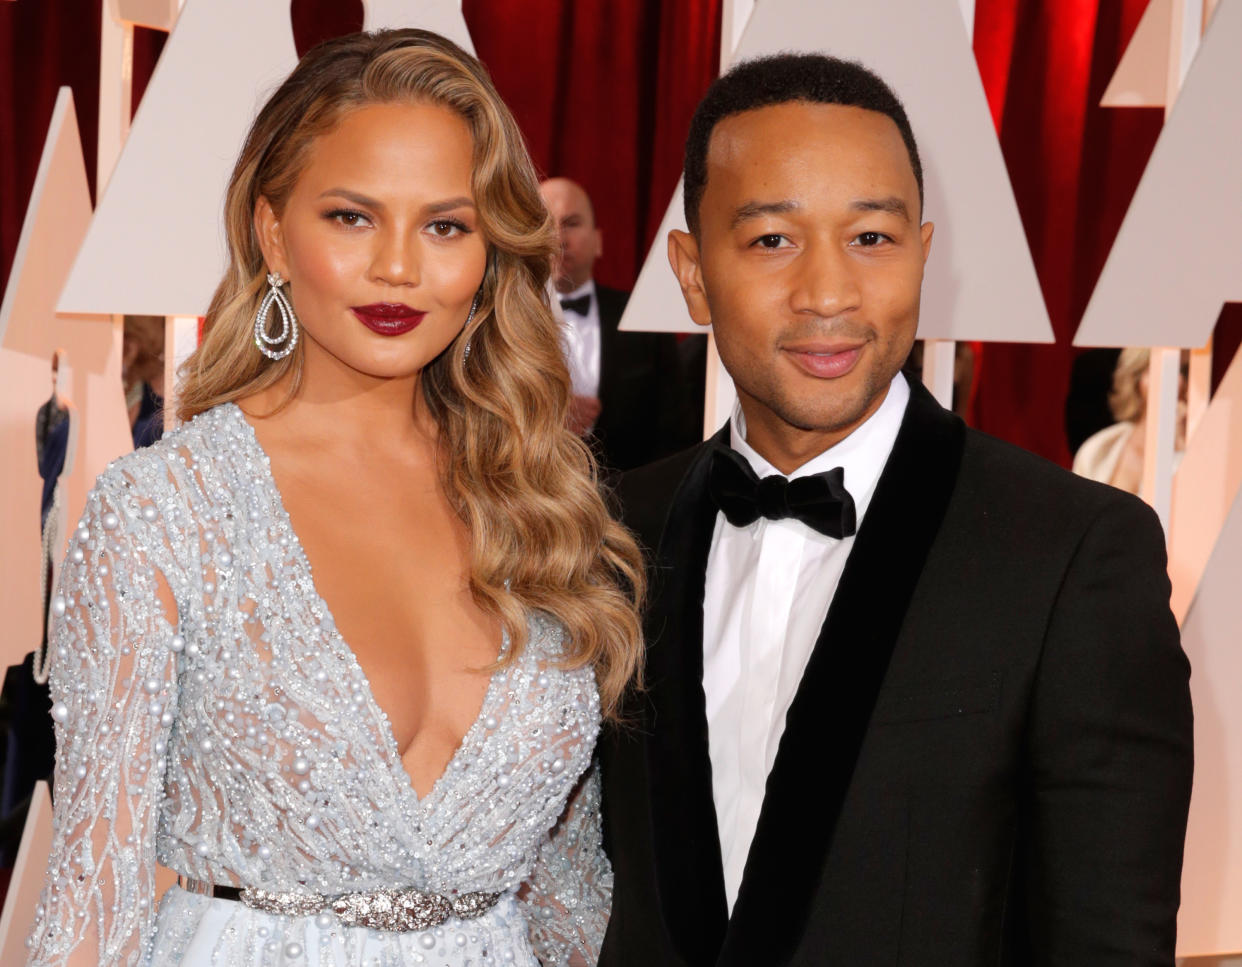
[540,176,697,471]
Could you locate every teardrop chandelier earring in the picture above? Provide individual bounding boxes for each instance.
[253,272,299,361]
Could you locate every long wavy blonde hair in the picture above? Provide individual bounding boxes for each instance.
[177,29,644,718]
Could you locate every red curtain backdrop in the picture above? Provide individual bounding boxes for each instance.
[1,1,102,262]
[972,0,1163,464]
[462,0,721,290]
[4,0,1227,465]
[0,0,719,305]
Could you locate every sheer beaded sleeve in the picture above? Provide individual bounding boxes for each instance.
[26,474,181,967]
[519,761,612,967]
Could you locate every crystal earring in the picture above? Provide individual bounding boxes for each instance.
[462,290,482,361]
[254,272,299,361]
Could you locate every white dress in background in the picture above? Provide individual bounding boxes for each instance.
[26,403,609,967]
[1071,420,1135,484]
[1071,419,1183,489]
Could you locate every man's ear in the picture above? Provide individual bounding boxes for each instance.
[254,196,289,277]
[920,220,934,264]
[667,230,711,328]
[593,227,603,260]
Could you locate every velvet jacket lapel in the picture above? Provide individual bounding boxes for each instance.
[644,425,731,966]
[718,382,966,965]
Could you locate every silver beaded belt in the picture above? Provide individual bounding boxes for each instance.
[178,876,500,932]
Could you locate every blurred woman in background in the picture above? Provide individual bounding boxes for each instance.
[1072,346,1187,494]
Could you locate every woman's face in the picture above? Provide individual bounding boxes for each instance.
[255,101,488,382]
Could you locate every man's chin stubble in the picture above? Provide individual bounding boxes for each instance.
[767,377,888,437]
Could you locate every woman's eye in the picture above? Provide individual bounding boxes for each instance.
[429,219,468,238]
[326,209,369,228]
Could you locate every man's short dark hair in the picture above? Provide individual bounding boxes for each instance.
[683,53,924,234]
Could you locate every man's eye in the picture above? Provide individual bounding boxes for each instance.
[855,231,890,247]
[754,234,788,249]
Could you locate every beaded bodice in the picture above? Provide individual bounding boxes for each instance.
[28,403,608,967]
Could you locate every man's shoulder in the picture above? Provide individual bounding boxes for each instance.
[956,424,1160,544]
[619,442,704,500]
[614,441,711,551]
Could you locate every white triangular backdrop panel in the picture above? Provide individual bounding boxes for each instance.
[0,90,105,354]
[112,0,179,32]
[620,0,1052,344]
[0,783,54,962]
[1177,480,1242,954]
[59,0,473,317]
[0,89,129,668]
[1075,0,1241,348]
[1100,0,1172,108]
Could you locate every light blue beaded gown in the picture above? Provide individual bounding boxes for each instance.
[26,403,610,967]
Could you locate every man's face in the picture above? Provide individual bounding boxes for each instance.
[540,178,603,293]
[670,101,932,462]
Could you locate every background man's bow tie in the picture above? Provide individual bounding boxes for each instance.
[559,293,592,316]
[707,443,857,539]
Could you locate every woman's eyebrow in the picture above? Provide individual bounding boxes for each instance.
[315,190,476,216]
[317,187,384,209]
[425,196,476,215]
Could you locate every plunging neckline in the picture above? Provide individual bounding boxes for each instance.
[228,402,507,807]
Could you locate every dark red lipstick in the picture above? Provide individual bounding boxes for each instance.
[351,303,426,335]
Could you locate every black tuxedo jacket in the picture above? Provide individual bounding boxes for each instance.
[599,382,1193,966]
[589,285,700,473]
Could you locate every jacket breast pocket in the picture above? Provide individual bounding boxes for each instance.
[871,670,1003,725]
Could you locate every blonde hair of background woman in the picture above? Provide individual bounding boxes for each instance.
[176,29,644,717]
[1109,347,1150,423]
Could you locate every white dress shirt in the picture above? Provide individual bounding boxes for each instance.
[558,279,601,399]
[702,373,910,912]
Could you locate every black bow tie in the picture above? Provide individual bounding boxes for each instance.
[560,293,592,316]
[708,443,857,539]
